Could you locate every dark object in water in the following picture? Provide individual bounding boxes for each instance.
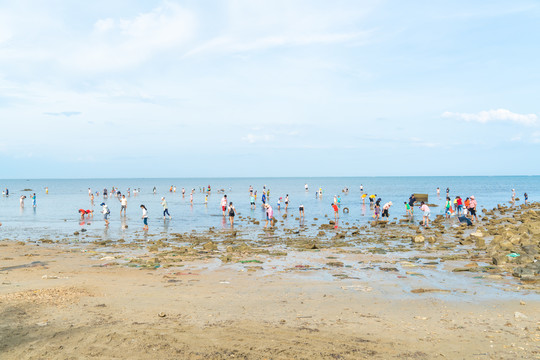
[458,216,473,226]
[413,193,428,202]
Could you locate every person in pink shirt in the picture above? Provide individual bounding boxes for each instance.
[420,201,430,227]
[264,204,274,228]
[468,195,478,222]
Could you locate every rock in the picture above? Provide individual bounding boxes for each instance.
[499,240,513,251]
[492,255,507,265]
[326,261,344,267]
[73,231,80,236]
[475,237,486,248]
[514,311,527,320]
[202,241,218,251]
[427,236,436,244]
[470,231,483,238]
[413,235,425,243]
[521,245,538,256]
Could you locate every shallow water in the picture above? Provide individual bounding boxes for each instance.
[0,176,537,241]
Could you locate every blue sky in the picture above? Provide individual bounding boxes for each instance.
[0,0,539,178]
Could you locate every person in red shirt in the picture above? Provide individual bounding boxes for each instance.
[456,196,463,216]
[331,203,339,222]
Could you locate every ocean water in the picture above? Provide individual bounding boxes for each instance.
[0,176,537,242]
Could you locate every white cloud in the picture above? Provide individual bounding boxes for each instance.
[185,31,371,57]
[442,109,538,126]
[67,3,196,72]
[409,137,439,148]
[242,134,274,144]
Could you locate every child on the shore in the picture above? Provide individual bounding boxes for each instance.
[249,194,255,209]
[404,201,412,217]
[277,197,281,210]
[420,201,430,227]
[140,205,148,230]
[299,204,304,217]
[445,197,452,219]
[373,203,380,220]
[264,204,273,228]
[101,202,110,226]
[332,203,339,222]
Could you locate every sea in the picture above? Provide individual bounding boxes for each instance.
[0,176,537,242]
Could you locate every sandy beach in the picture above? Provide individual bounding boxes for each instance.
[1,202,540,359]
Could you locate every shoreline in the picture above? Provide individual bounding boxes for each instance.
[0,202,539,358]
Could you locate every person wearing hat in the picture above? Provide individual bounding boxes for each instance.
[468,196,478,222]
[382,201,392,219]
[264,203,274,228]
[100,202,110,226]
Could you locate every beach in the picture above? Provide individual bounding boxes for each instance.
[1,199,539,359]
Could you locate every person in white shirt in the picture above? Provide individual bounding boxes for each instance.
[161,197,172,220]
[120,195,127,216]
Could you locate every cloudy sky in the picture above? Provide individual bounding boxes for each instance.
[1,0,539,178]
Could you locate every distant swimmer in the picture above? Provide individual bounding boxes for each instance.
[305,184,308,191]
[436,187,440,196]
[285,195,289,211]
[20,195,26,207]
[32,193,37,208]
[360,184,363,193]
[524,192,528,204]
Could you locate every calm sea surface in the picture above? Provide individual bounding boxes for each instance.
[0,176,537,241]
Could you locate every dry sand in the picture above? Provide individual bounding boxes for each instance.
[0,239,538,360]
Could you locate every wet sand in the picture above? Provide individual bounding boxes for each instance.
[1,204,539,359]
